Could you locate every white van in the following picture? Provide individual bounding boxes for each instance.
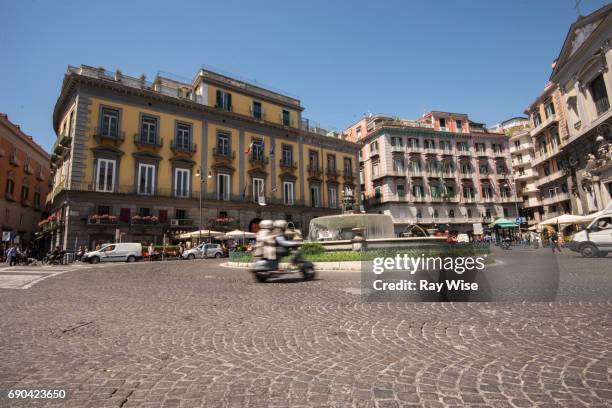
[569,213,612,257]
[82,243,143,263]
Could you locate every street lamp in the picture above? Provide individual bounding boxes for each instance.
[196,167,212,245]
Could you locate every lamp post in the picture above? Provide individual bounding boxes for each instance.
[196,167,212,245]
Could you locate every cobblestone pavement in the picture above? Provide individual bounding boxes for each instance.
[0,251,611,407]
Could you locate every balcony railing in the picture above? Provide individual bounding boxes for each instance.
[170,140,197,154]
[541,192,571,206]
[535,170,566,188]
[279,159,297,170]
[88,215,119,225]
[595,96,610,116]
[169,218,194,227]
[91,127,125,144]
[134,134,163,148]
[212,147,235,160]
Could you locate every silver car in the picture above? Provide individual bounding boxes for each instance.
[182,243,224,259]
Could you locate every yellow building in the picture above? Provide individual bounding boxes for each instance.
[48,65,359,248]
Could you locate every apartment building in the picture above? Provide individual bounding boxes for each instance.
[0,114,52,246]
[344,112,520,235]
[48,65,359,249]
[502,118,544,226]
[524,82,572,221]
[548,3,612,215]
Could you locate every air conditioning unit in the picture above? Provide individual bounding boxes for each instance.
[170,219,180,226]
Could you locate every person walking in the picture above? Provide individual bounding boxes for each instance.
[148,243,155,261]
[178,242,184,260]
[7,245,17,266]
[550,231,562,253]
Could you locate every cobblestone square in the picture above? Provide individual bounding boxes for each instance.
[0,249,611,407]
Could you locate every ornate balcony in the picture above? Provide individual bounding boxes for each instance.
[212,147,236,164]
[134,134,163,150]
[170,140,197,155]
[91,127,125,145]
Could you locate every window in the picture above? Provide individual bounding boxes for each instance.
[216,133,230,156]
[455,120,462,132]
[457,141,469,152]
[215,90,232,111]
[252,101,263,119]
[138,207,151,217]
[372,161,380,178]
[590,74,609,115]
[217,173,230,201]
[175,123,192,149]
[479,163,489,174]
[283,181,294,205]
[140,115,158,144]
[393,158,404,172]
[374,186,382,199]
[356,127,362,139]
[533,112,542,127]
[310,184,320,207]
[21,186,29,203]
[309,151,319,170]
[503,208,509,217]
[252,139,264,161]
[431,184,442,198]
[175,209,186,219]
[433,209,439,218]
[252,177,264,202]
[327,154,336,171]
[33,191,40,208]
[416,209,422,220]
[439,118,446,129]
[496,163,506,174]
[544,100,555,118]
[100,107,120,138]
[550,127,560,149]
[446,185,455,197]
[440,140,451,151]
[343,158,352,176]
[412,184,424,198]
[397,184,405,198]
[5,178,14,196]
[174,168,190,198]
[96,158,116,192]
[475,143,485,153]
[514,140,521,149]
[449,209,455,218]
[461,162,471,174]
[137,163,155,195]
[98,206,111,215]
[370,141,378,154]
[282,110,291,126]
[281,144,293,166]
[517,153,523,163]
[463,186,474,199]
[410,160,421,173]
[328,187,338,208]
[391,136,403,147]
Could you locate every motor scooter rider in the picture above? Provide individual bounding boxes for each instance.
[253,220,273,260]
[272,220,302,267]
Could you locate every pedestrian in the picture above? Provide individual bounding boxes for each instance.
[7,245,17,266]
[148,243,154,261]
[550,231,562,253]
[178,242,184,260]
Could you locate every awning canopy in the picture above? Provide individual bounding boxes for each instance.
[489,217,518,228]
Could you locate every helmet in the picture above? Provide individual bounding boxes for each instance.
[273,220,288,230]
[259,220,273,230]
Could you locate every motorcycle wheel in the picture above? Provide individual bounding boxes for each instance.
[254,273,268,283]
[302,267,315,281]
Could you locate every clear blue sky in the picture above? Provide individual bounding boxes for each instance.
[1,0,609,151]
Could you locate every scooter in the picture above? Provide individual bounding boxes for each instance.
[251,247,316,283]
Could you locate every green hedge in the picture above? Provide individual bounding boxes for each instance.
[228,244,489,264]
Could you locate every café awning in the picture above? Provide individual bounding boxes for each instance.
[489,217,518,228]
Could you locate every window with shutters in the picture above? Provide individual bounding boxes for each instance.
[215,90,232,111]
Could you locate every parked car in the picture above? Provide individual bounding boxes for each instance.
[182,243,224,259]
[82,243,143,263]
[569,212,612,257]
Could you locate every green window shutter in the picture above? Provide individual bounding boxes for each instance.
[227,93,232,110]
[216,90,221,108]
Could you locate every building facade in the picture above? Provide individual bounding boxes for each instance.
[0,114,51,246]
[524,82,573,221]
[344,112,520,235]
[48,65,359,250]
[548,4,612,216]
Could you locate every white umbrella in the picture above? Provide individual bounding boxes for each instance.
[225,229,256,239]
[177,230,224,240]
[225,229,256,244]
[539,214,592,228]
